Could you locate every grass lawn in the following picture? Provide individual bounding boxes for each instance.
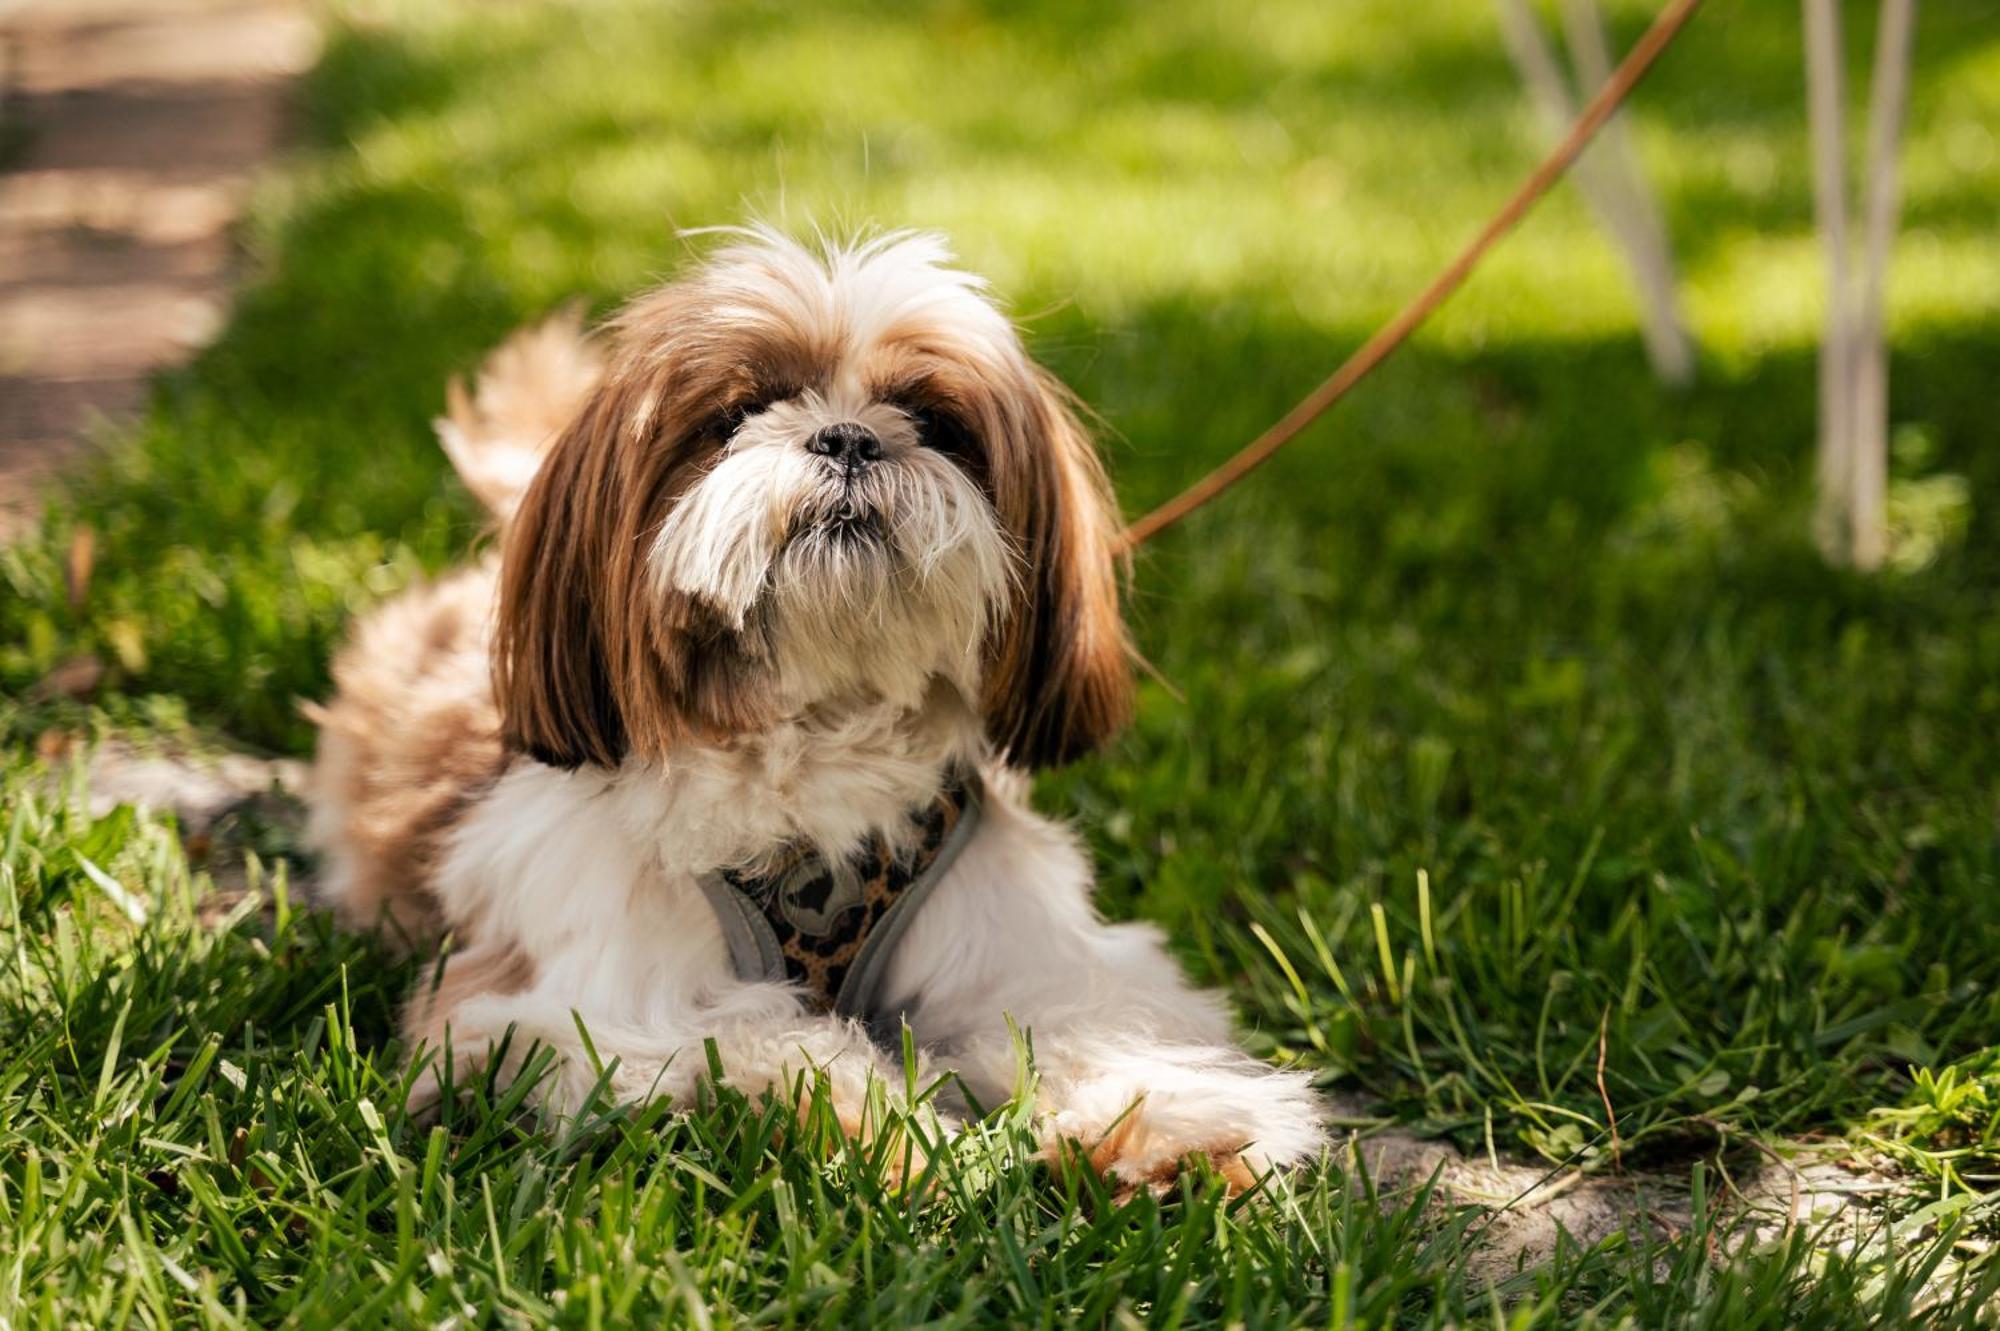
[4,0,1999,1323]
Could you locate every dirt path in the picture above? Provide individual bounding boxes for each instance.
[0,0,316,537]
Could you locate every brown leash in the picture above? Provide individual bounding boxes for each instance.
[1118,0,1705,551]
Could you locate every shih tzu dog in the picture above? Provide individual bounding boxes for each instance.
[307,228,1326,1189]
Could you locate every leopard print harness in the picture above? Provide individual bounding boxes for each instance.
[696,768,982,1036]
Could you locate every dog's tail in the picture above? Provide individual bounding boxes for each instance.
[435,303,603,527]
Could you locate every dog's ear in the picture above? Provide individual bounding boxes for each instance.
[493,388,632,770]
[494,366,772,769]
[979,368,1134,768]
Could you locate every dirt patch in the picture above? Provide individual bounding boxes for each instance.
[0,0,317,537]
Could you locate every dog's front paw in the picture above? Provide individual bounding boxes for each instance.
[777,1070,961,1192]
[1041,1045,1326,1196]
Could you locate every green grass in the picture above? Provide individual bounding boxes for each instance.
[3,0,1999,1322]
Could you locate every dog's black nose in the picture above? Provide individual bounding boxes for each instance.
[807,422,883,468]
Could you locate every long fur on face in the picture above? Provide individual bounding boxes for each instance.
[495,228,1132,770]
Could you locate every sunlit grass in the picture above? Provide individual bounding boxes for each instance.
[2,0,1998,1322]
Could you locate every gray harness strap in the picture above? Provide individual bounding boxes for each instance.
[697,771,983,1035]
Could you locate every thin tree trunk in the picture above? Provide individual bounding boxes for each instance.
[1803,0,1854,563]
[1848,0,1916,571]
[1557,0,1693,384]
[1492,0,1692,384]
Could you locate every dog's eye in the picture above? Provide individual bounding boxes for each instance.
[907,404,989,486]
[910,405,972,453]
[702,403,752,439]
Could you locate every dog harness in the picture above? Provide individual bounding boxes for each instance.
[697,768,982,1035]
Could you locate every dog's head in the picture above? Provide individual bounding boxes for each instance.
[496,229,1131,771]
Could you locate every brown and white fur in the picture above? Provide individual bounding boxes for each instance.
[308,228,1326,1189]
